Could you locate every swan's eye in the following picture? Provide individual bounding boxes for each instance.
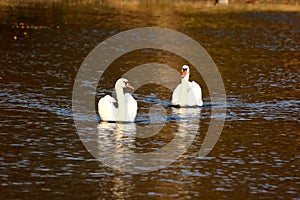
[182,68,187,71]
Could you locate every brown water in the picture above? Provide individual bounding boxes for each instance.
[0,2,299,199]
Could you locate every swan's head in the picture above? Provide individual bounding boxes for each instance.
[115,78,134,90]
[181,65,190,79]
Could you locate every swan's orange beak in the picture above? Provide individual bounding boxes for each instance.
[181,70,187,78]
[126,82,134,90]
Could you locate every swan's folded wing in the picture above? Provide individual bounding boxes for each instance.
[98,95,116,121]
[124,93,137,122]
[171,84,181,105]
[188,81,203,106]
[190,81,201,91]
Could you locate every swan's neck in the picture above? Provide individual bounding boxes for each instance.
[179,77,189,106]
[116,87,126,121]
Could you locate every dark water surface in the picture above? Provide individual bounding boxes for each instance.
[0,2,299,199]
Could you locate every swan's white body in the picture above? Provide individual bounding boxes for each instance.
[98,78,137,122]
[171,65,203,107]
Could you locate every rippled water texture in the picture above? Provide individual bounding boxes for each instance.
[0,2,299,199]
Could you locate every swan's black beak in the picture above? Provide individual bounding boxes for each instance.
[125,82,134,90]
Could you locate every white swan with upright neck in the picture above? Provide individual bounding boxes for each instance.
[171,65,203,107]
[98,78,137,122]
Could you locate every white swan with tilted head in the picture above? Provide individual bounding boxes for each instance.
[98,78,137,122]
[171,65,203,107]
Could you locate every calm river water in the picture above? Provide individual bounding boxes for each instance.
[0,2,299,199]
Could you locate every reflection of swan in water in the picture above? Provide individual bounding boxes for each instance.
[171,65,203,107]
[96,122,136,170]
[98,78,137,122]
[172,107,202,120]
[97,122,136,146]
[94,108,201,172]
[172,107,202,149]
[96,108,201,173]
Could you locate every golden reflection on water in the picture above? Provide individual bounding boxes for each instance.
[1,1,299,199]
[96,106,202,173]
